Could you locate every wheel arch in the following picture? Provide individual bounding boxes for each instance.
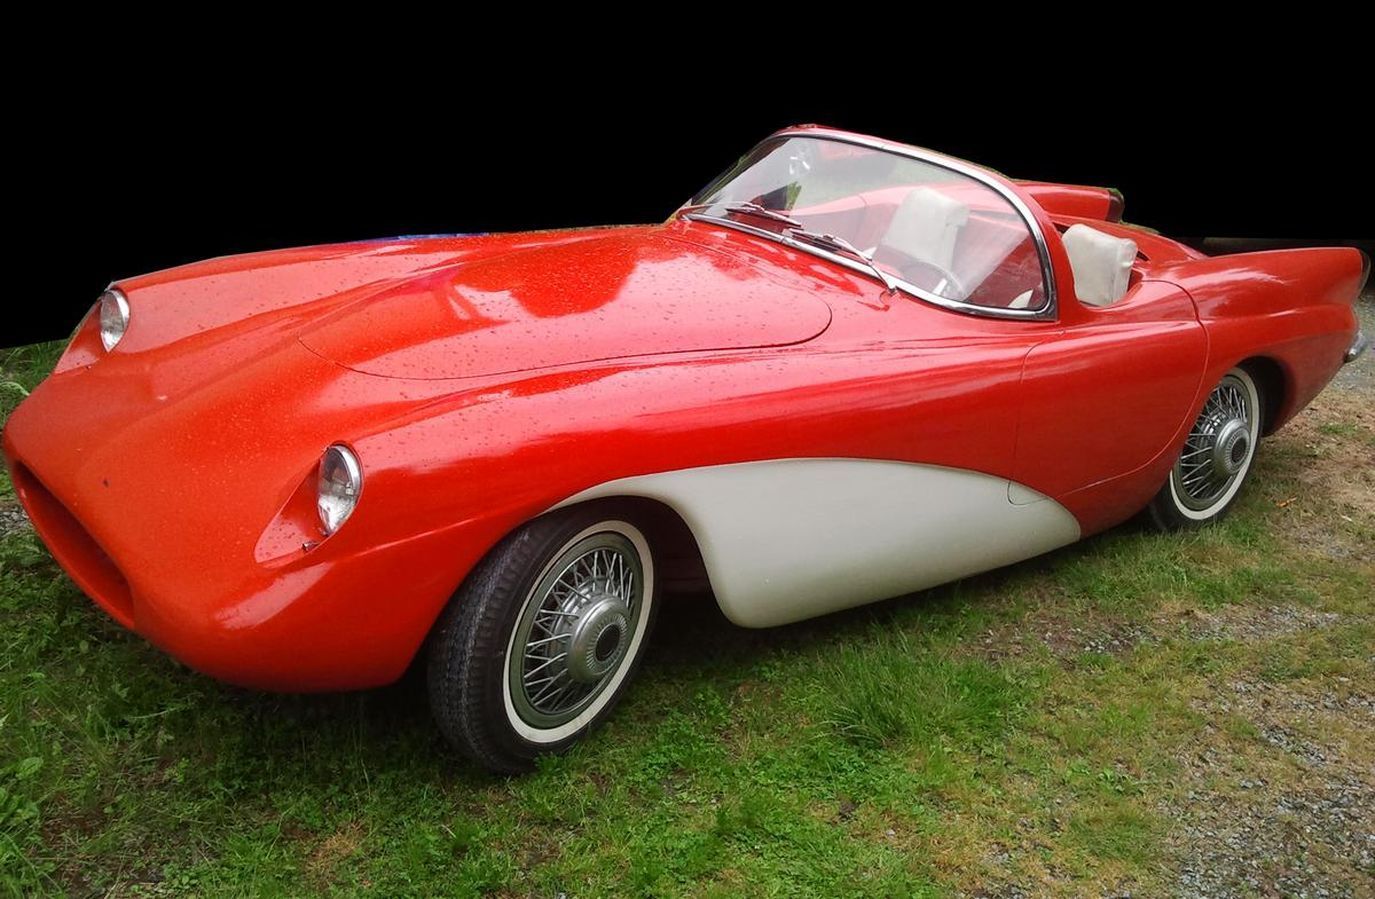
[538,494,711,595]
[1237,355,1288,436]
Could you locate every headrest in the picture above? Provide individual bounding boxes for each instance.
[879,186,970,271]
[1062,224,1136,307]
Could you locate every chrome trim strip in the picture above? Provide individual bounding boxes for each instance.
[1345,330,1368,365]
[680,129,1059,322]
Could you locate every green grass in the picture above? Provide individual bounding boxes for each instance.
[820,632,1034,752]
[2,346,1372,897]
[0,343,63,424]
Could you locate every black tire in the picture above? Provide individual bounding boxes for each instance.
[427,503,659,773]
[1147,366,1263,531]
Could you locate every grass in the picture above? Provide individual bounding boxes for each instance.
[0,343,63,407]
[2,345,1372,897]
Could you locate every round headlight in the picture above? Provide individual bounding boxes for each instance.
[317,444,363,536]
[99,288,130,351]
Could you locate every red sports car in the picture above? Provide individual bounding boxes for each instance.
[4,126,1367,771]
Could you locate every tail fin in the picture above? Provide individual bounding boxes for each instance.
[1015,181,1123,222]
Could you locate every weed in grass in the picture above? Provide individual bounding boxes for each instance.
[819,629,1035,754]
[0,342,63,422]
[1066,801,1159,864]
[1318,421,1360,438]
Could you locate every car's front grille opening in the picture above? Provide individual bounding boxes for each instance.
[11,463,135,627]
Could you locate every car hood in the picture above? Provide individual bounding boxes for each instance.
[293,227,831,379]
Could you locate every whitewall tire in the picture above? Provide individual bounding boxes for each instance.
[427,504,658,773]
[1148,366,1263,529]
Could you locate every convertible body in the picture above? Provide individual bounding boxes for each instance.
[4,126,1367,695]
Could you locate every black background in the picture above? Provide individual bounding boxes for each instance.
[8,56,1371,348]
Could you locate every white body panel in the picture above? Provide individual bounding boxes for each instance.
[557,459,1081,628]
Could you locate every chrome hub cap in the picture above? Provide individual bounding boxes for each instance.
[1212,419,1250,477]
[509,532,643,729]
[565,598,630,683]
[1172,374,1256,511]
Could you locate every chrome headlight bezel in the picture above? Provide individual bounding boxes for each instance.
[316,444,363,536]
[98,287,130,351]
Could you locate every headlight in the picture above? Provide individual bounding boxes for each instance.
[98,288,130,351]
[317,444,362,535]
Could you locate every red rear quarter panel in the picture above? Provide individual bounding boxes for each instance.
[1154,248,1364,432]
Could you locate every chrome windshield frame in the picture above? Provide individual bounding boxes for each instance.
[679,128,1059,322]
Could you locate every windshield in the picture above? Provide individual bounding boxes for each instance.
[684,135,1051,315]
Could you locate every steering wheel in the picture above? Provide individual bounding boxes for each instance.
[899,257,969,301]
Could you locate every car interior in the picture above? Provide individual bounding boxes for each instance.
[789,186,1139,312]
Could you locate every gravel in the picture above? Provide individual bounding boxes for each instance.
[1185,604,1342,643]
[1171,612,1375,896]
[1171,771,1374,898]
[974,618,1154,664]
[0,502,29,539]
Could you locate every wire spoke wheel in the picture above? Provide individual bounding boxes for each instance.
[429,506,658,773]
[1166,370,1260,519]
[507,531,645,730]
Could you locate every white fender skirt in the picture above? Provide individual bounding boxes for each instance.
[556,458,1081,628]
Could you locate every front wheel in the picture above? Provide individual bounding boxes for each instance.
[427,504,658,773]
[1147,366,1263,530]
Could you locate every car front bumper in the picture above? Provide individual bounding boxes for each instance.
[3,443,484,691]
[0,341,505,693]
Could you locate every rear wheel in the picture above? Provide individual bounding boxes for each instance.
[1148,366,1262,530]
[427,503,658,773]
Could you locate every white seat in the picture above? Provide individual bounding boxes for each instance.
[879,186,969,272]
[1063,223,1136,307]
